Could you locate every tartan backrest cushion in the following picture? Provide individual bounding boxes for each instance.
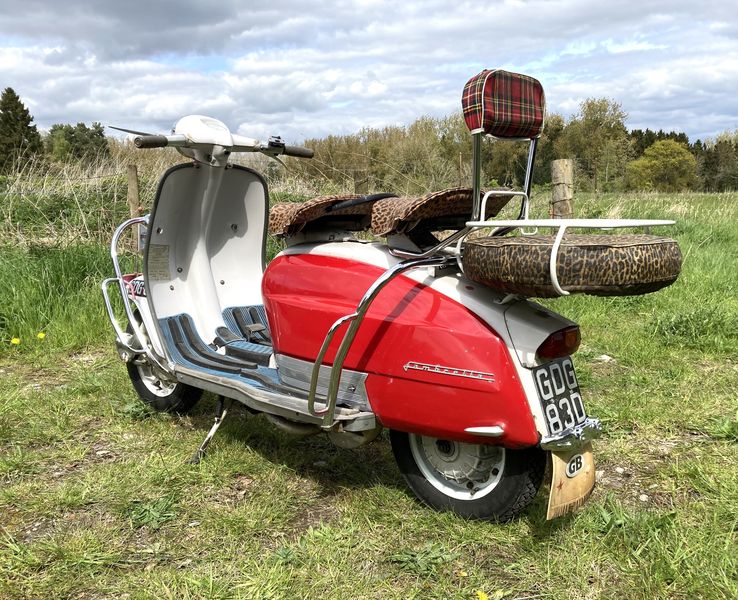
[462,69,545,138]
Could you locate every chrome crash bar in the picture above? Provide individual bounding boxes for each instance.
[307,255,450,427]
[101,216,168,371]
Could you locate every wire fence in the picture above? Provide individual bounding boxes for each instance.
[0,153,337,248]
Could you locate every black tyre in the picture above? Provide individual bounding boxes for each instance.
[125,322,202,413]
[389,430,546,522]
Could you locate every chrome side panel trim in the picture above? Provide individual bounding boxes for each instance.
[464,426,505,437]
[276,353,370,411]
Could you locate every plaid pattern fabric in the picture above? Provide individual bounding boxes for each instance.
[462,69,545,138]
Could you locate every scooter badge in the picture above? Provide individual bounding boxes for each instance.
[403,361,495,382]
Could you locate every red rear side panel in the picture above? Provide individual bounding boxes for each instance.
[263,253,539,447]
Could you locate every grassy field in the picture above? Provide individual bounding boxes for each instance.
[1,189,737,599]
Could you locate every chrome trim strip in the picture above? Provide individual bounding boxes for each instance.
[464,426,504,437]
[173,364,378,431]
[540,417,602,450]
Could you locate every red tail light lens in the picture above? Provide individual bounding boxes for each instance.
[536,326,581,361]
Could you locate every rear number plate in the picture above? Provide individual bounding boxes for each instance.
[533,357,587,435]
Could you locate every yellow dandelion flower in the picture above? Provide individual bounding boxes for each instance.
[10,337,21,345]
[476,592,489,600]
[37,332,46,340]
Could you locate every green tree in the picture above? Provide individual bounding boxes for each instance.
[630,128,690,158]
[46,122,110,162]
[532,113,565,185]
[0,87,43,173]
[556,98,630,191]
[698,132,738,191]
[625,139,698,192]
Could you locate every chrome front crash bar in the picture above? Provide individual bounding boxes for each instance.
[307,255,451,427]
[100,216,169,372]
[101,277,139,357]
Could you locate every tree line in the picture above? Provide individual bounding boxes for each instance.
[2,85,737,194]
[0,87,109,175]
[292,98,737,195]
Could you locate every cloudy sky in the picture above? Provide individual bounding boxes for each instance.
[1,0,737,144]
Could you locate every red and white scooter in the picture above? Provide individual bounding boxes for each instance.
[103,69,682,521]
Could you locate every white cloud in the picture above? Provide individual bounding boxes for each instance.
[602,39,668,54]
[0,0,736,144]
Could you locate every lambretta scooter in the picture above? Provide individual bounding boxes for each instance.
[103,69,682,521]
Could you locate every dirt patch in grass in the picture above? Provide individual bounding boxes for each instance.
[214,474,256,504]
[48,441,121,478]
[7,505,121,546]
[593,430,718,509]
[286,499,341,536]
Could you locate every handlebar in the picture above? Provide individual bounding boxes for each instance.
[282,145,314,159]
[134,135,170,148]
[132,131,313,160]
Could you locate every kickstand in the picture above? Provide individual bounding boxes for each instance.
[189,395,233,465]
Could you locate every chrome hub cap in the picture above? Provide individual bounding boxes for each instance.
[409,434,505,500]
[134,359,177,397]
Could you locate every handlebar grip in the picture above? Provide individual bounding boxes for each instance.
[134,135,169,149]
[282,145,314,159]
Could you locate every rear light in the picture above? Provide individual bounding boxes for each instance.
[536,326,581,361]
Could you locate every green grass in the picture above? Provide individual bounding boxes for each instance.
[1,192,737,599]
[0,243,118,352]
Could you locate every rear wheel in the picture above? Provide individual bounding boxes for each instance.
[389,430,546,521]
[125,322,202,413]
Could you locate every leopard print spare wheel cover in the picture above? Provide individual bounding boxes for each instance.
[463,233,682,297]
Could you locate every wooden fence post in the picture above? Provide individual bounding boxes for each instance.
[352,169,368,194]
[127,164,140,250]
[550,159,574,218]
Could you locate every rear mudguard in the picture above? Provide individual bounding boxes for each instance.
[263,242,564,447]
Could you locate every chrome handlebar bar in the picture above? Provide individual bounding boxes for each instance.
[132,133,313,158]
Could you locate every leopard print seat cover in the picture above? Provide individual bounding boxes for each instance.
[370,188,510,236]
[268,194,367,236]
[463,233,682,297]
[270,188,512,238]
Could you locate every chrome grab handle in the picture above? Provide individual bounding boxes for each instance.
[389,226,470,260]
[307,256,450,427]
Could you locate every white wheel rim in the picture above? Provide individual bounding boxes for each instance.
[135,361,177,397]
[409,434,505,501]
